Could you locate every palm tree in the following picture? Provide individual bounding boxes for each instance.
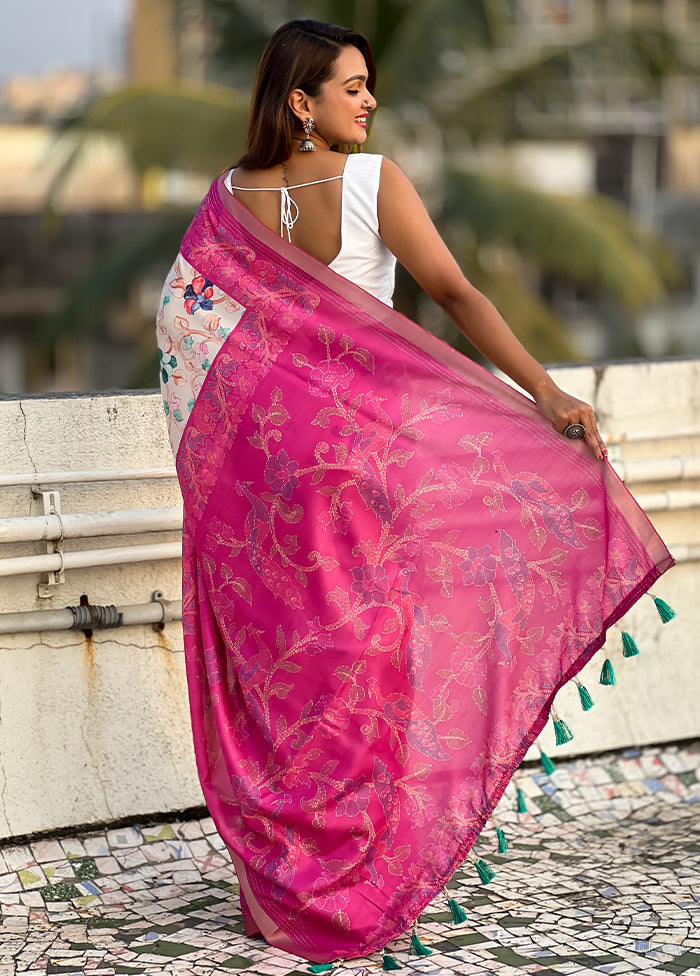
[42,0,692,381]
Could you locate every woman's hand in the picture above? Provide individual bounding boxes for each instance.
[533,383,607,460]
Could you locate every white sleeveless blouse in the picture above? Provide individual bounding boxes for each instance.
[327,153,396,307]
[224,153,396,306]
[157,154,395,456]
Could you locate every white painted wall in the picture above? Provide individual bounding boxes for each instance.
[0,362,697,840]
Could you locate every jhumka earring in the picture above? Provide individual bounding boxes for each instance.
[299,118,316,151]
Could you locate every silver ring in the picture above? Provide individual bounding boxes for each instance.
[564,423,585,440]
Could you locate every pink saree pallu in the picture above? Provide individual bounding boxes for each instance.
[173,178,673,963]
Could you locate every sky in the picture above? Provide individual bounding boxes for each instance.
[2,0,130,80]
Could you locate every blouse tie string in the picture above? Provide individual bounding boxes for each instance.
[226,168,344,245]
[279,186,300,242]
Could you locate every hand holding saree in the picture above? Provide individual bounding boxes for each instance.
[157,175,673,963]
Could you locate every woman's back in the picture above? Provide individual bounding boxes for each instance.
[157,151,397,455]
[227,154,347,265]
[224,152,396,306]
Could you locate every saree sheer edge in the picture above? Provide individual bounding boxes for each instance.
[172,180,674,962]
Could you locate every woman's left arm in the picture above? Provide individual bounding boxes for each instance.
[377,158,607,460]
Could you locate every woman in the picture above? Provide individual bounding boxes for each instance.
[157,19,672,965]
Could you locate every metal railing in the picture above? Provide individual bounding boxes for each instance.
[0,595,183,635]
[1,444,698,599]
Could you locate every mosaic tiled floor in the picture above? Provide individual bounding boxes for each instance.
[2,742,699,976]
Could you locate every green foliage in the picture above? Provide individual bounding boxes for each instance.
[448,251,580,364]
[306,0,505,103]
[203,0,280,84]
[51,82,248,192]
[444,169,680,312]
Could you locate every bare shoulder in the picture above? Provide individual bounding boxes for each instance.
[227,165,276,190]
[379,156,430,219]
[378,157,422,203]
[379,156,410,185]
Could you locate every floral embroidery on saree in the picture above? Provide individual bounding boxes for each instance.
[157,256,246,455]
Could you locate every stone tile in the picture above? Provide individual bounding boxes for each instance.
[2,845,35,873]
[177,820,205,840]
[17,866,48,890]
[113,849,148,869]
[106,827,144,849]
[140,842,175,864]
[59,838,88,860]
[93,856,122,875]
[81,834,111,858]
[30,839,66,864]
[1,742,698,976]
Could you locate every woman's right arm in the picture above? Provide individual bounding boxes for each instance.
[376,158,606,460]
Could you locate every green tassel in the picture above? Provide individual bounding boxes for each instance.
[382,953,402,971]
[410,932,433,957]
[553,716,574,745]
[599,658,615,685]
[447,897,467,924]
[576,680,594,711]
[474,857,496,884]
[652,595,675,623]
[516,787,527,813]
[621,631,639,657]
[540,749,556,775]
[496,826,509,853]
[309,967,335,974]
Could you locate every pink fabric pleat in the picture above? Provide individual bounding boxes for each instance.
[174,179,673,963]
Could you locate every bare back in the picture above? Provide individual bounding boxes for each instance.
[227,153,348,266]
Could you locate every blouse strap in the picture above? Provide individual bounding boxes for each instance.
[225,170,344,242]
[228,174,344,191]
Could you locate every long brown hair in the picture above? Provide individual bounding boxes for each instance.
[237,20,376,170]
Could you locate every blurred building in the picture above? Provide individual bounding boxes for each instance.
[512,0,700,203]
[506,0,700,358]
[0,53,140,390]
[129,0,208,83]
[1,0,699,394]
[0,0,213,394]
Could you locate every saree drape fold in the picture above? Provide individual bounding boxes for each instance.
[172,178,673,963]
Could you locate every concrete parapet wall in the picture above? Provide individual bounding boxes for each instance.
[0,392,199,842]
[531,359,699,758]
[0,361,698,840]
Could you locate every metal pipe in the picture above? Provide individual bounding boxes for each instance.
[633,489,700,513]
[0,506,183,544]
[3,450,699,490]
[0,467,177,488]
[606,426,700,446]
[0,598,183,635]
[670,543,700,563]
[610,455,700,484]
[119,599,181,627]
[0,541,181,578]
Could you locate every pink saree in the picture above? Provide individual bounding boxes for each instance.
[173,177,673,963]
